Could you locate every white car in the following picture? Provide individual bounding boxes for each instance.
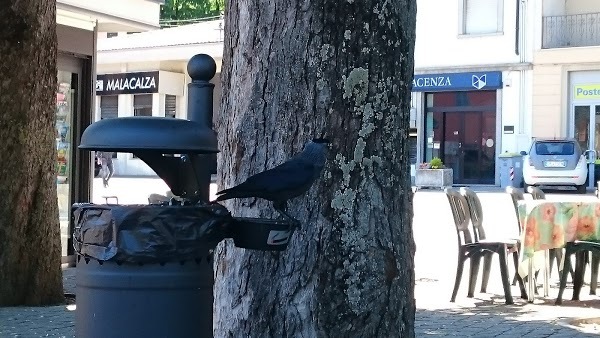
[521,138,589,194]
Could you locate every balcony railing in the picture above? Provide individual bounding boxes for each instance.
[543,13,600,48]
[159,15,223,28]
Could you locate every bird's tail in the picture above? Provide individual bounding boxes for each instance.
[214,187,231,201]
[215,188,254,202]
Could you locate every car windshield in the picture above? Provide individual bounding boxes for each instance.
[535,142,575,156]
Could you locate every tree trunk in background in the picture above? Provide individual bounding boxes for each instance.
[214,0,416,336]
[0,1,63,306]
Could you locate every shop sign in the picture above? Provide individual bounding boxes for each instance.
[411,71,503,92]
[96,71,159,95]
[573,84,600,100]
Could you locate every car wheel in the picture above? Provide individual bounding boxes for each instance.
[577,185,587,194]
[524,183,530,192]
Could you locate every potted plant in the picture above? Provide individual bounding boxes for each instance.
[414,157,453,189]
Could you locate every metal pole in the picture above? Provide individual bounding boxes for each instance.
[182,54,218,337]
[186,54,217,202]
[187,54,216,128]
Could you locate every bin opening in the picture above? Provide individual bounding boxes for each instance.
[79,117,219,199]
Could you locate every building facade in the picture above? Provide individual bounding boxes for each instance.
[412,0,534,185]
[532,0,600,188]
[55,0,162,262]
[95,19,224,176]
[95,2,542,187]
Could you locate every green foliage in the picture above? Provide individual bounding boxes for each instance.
[161,0,225,21]
[429,157,444,169]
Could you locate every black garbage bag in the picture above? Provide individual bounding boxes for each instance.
[73,203,232,264]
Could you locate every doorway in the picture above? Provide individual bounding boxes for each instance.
[441,112,495,184]
[424,91,497,185]
[572,104,600,188]
[57,54,93,264]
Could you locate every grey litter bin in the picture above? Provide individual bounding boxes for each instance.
[499,152,524,188]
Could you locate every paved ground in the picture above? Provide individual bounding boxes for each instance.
[413,187,600,337]
[2,179,600,336]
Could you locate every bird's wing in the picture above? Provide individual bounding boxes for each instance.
[246,159,315,190]
[217,159,315,198]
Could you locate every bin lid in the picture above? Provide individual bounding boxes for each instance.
[79,117,218,154]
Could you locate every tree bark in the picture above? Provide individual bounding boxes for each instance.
[214,0,416,336]
[0,1,63,306]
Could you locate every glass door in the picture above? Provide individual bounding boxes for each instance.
[440,111,495,185]
[443,112,463,181]
[480,111,497,184]
[572,105,600,188]
[56,70,77,257]
[592,106,600,188]
[57,54,84,262]
[461,112,482,184]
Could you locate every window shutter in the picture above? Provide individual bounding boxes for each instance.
[100,95,118,119]
[165,95,177,118]
[409,137,417,164]
[134,94,153,106]
[464,0,500,34]
[133,94,153,116]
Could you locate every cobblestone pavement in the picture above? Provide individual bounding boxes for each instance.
[414,277,600,337]
[2,181,600,336]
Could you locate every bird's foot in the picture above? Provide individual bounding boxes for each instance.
[273,203,301,229]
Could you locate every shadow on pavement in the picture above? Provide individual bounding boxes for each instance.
[417,295,600,337]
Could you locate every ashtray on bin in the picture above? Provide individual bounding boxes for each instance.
[229,217,298,251]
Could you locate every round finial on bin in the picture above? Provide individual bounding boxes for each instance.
[187,54,217,81]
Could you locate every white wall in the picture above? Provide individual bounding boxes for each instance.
[158,71,185,96]
[499,70,533,153]
[543,0,566,16]
[98,44,224,65]
[415,0,521,69]
[542,0,600,16]
[57,0,161,31]
[566,0,600,15]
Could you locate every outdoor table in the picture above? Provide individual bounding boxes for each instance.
[518,200,600,302]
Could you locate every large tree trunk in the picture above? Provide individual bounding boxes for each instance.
[0,1,63,306]
[214,0,416,336]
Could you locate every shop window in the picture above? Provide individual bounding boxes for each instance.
[165,94,177,118]
[134,94,153,116]
[428,91,496,109]
[100,95,118,119]
[460,0,503,35]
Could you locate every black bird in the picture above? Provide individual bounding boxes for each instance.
[216,138,330,223]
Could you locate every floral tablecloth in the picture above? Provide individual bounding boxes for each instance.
[518,200,600,258]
